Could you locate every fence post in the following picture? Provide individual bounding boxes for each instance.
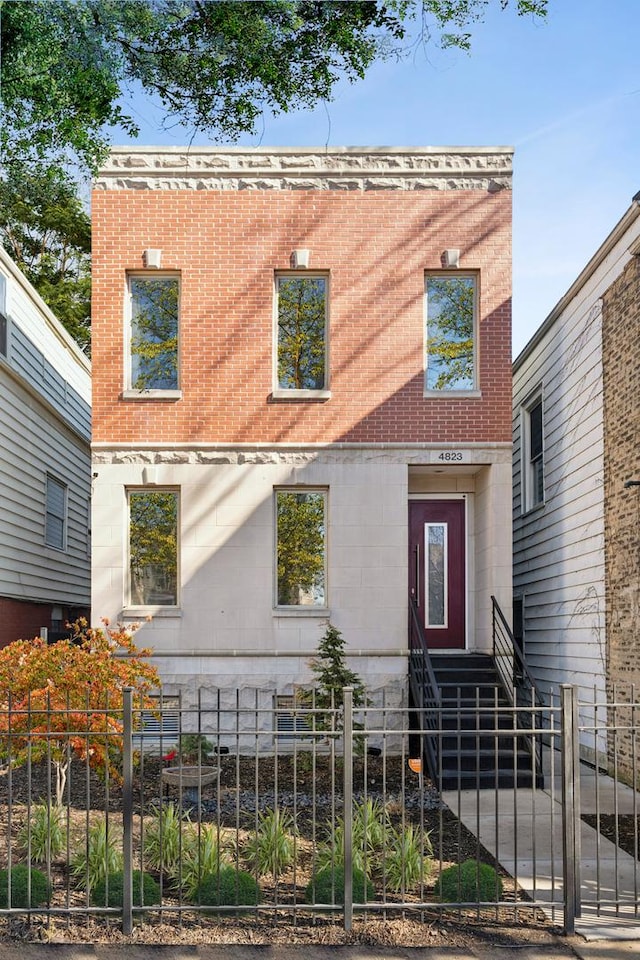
[122,687,133,936]
[343,687,353,932]
[560,684,581,933]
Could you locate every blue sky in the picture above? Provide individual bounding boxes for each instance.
[119,0,639,357]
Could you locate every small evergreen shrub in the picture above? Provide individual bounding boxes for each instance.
[435,859,503,903]
[0,865,50,908]
[91,870,161,909]
[195,866,260,910]
[305,865,374,906]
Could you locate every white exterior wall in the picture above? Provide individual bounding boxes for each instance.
[513,207,640,712]
[93,444,513,706]
[0,250,91,612]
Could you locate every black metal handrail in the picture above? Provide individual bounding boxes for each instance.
[491,595,543,768]
[408,598,440,784]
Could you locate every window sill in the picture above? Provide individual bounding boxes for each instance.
[273,607,331,618]
[522,500,545,517]
[121,389,183,401]
[270,389,331,401]
[121,606,183,619]
[423,389,482,399]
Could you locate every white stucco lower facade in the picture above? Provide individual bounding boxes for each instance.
[92,443,512,713]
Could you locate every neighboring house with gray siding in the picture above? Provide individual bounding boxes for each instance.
[0,248,91,646]
[513,191,640,763]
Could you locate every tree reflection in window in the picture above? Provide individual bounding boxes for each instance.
[277,277,326,390]
[129,491,178,605]
[276,491,326,606]
[426,276,475,390]
[130,277,179,389]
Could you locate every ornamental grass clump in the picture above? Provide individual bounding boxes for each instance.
[143,802,187,874]
[71,818,123,894]
[18,803,65,863]
[173,823,233,900]
[243,807,296,877]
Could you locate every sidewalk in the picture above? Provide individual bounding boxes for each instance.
[443,748,640,943]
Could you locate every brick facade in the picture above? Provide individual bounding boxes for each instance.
[603,253,640,690]
[0,597,89,648]
[92,150,512,447]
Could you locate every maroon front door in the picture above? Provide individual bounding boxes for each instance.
[409,499,466,649]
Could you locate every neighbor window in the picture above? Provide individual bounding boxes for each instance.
[523,394,544,511]
[425,275,477,391]
[128,490,178,606]
[128,276,179,390]
[0,273,7,357]
[276,275,328,392]
[275,489,326,607]
[45,475,67,550]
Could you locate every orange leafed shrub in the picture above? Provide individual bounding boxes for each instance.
[0,619,160,803]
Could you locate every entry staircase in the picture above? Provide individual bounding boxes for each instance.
[409,598,544,791]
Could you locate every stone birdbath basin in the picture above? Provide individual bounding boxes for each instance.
[161,765,219,805]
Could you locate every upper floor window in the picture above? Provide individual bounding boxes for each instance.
[127,275,179,391]
[275,274,328,396]
[275,489,327,608]
[425,275,477,391]
[45,475,67,550]
[128,489,178,606]
[0,273,7,357]
[523,393,544,511]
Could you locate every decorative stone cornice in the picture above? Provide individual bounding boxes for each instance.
[91,442,512,466]
[95,146,513,192]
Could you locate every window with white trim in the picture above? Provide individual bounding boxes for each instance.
[275,489,327,608]
[275,274,328,394]
[425,274,477,391]
[127,275,179,391]
[45,475,67,550]
[522,393,544,511]
[128,489,179,606]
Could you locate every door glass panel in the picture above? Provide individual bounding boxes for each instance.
[425,523,447,627]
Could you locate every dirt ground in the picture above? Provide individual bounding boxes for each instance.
[0,755,569,948]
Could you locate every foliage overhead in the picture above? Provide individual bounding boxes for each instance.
[0,167,92,352]
[0,619,160,805]
[1,0,548,180]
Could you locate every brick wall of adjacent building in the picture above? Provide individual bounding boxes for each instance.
[91,187,512,446]
[0,597,89,648]
[602,253,640,694]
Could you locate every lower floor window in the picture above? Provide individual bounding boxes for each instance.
[128,489,178,605]
[275,489,327,607]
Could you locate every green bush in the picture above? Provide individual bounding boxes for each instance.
[195,866,260,910]
[172,823,233,899]
[0,865,50,908]
[305,865,374,906]
[435,859,503,903]
[91,870,161,909]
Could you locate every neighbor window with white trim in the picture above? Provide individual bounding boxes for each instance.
[523,393,544,511]
[127,275,179,391]
[45,475,67,550]
[425,275,477,391]
[275,274,328,393]
[275,489,327,607]
[128,489,178,606]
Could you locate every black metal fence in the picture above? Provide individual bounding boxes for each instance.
[0,685,637,938]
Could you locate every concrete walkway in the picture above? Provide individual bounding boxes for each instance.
[443,750,640,942]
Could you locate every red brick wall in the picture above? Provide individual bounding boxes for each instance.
[0,598,91,648]
[92,189,512,445]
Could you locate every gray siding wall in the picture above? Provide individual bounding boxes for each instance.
[513,287,606,705]
[0,252,91,607]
